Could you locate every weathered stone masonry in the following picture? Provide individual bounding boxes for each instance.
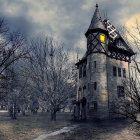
[74,4,135,120]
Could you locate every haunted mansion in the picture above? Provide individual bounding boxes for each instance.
[74,4,135,120]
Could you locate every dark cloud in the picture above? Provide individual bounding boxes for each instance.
[0,0,139,56]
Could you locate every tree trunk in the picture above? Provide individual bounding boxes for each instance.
[22,110,26,116]
[13,103,17,119]
[51,110,56,121]
[9,103,17,119]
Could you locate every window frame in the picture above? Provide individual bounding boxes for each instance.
[113,66,117,76]
[94,61,96,68]
[94,82,97,90]
[123,68,126,78]
[118,67,122,77]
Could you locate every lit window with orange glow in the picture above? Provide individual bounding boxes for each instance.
[99,34,106,43]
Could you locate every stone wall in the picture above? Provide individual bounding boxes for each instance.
[76,52,129,119]
[87,53,109,118]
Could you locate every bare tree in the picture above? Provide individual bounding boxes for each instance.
[111,77,140,124]
[111,22,140,124]
[26,37,76,120]
[0,18,29,101]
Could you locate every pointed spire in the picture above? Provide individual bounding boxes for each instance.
[85,4,106,36]
[96,3,98,8]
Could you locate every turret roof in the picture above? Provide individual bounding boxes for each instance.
[85,4,106,36]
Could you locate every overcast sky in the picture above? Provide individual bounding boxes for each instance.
[0,0,140,57]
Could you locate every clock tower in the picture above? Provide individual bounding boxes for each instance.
[74,4,134,120]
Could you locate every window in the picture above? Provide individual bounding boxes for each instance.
[83,65,86,77]
[99,34,106,43]
[89,62,91,69]
[79,66,82,78]
[117,86,125,97]
[79,87,82,91]
[94,82,97,90]
[118,68,122,77]
[123,68,126,78]
[94,101,97,111]
[83,86,86,97]
[113,66,117,76]
[78,87,82,99]
[83,85,86,90]
[94,61,96,68]
[88,83,90,91]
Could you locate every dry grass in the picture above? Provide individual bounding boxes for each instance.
[60,120,140,140]
[0,112,72,140]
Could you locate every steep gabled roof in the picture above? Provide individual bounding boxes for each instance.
[109,35,135,55]
[104,19,135,55]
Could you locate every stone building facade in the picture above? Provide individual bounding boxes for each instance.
[74,4,135,120]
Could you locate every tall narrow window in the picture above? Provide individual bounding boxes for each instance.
[83,65,86,77]
[118,68,122,77]
[113,66,117,76]
[94,101,97,111]
[94,82,97,90]
[94,61,96,68]
[79,66,82,78]
[83,86,86,97]
[117,86,125,97]
[78,87,82,99]
[123,68,126,78]
[89,62,91,69]
[88,83,90,91]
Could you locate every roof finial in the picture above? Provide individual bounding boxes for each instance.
[96,4,98,8]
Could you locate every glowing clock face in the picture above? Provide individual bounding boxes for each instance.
[99,34,106,43]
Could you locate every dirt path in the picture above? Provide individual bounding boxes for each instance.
[33,125,78,140]
[64,120,140,140]
[48,119,140,140]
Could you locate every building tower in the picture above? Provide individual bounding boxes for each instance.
[74,4,134,120]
